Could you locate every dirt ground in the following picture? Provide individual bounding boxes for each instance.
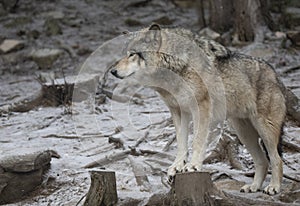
[0,0,300,205]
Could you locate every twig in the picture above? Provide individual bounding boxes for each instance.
[38,116,61,130]
[84,150,131,168]
[134,131,149,148]
[282,138,300,153]
[163,134,176,152]
[244,171,300,182]
[138,118,172,131]
[75,194,86,206]
[139,149,174,161]
[281,65,300,74]
[42,134,78,139]
[139,111,169,114]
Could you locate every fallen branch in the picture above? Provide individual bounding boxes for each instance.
[244,171,300,183]
[0,90,43,114]
[163,134,176,152]
[281,65,300,74]
[133,131,149,148]
[128,156,151,192]
[282,138,300,153]
[42,134,78,139]
[84,150,131,168]
[204,134,242,170]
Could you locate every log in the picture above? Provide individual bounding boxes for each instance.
[84,170,117,206]
[0,150,60,204]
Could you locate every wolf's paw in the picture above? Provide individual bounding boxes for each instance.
[240,184,260,193]
[167,160,186,183]
[263,184,280,195]
[183,162,202,172]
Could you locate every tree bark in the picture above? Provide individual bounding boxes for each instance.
[197,0,206,29]
[84,171,118,206]
[232,0,275,42]
[173,172,221,206]
[209,0,234,33]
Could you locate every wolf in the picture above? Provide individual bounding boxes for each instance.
[110,23,286,195]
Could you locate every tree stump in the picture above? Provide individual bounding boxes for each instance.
[84,170,117,206]
[174,172,221,206]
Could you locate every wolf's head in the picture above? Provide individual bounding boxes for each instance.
[110,23,162,79]
[110,51,147,79]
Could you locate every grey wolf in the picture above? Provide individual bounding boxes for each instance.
[110,24,286,195]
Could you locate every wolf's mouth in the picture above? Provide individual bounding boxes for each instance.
[110,69,135,79]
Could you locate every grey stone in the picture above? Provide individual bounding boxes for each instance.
[30,48,63,69]
[199,27,221,41]
[0,39,24,54]
[287,30,300,47]
[44,18,62,36]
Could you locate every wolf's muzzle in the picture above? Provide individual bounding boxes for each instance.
[111,69,124,79]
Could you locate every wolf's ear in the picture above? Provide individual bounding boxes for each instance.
[149,23,161,30]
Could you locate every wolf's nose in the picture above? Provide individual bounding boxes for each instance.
[111,69,117,76]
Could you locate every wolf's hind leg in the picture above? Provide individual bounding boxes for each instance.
[167,108,190,181]
[251,116,283,195]
[230,118,269,193]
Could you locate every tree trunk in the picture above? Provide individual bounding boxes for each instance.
[197,0,206,29]
[207,0,275,42]
[209,0,234,33]
[233,0,275,42]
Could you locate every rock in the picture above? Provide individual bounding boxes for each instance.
[287,31,300,47]
[199,27,221,41]
[275,31,287,39]
[265,31,287,41]
[41,11,64,20]
[153,16,174,25]
[124,18,143,27]
[30,48,63,69]
[0,150,60,204]
[0,39,24,54]
[44,18,62,36]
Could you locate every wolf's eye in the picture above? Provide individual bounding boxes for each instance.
[128,53,135,57]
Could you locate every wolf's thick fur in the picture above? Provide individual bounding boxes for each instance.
[110,24,286,195]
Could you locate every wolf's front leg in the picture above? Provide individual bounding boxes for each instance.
[184,103,210,172]
[167,109,190,182]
